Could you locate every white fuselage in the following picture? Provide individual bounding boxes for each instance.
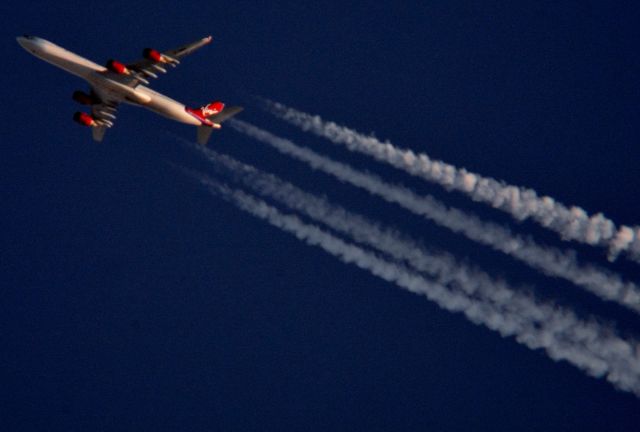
[16,36,201,126]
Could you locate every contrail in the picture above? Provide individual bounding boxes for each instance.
[261,99,640,264]
[182,170,640,397]
[224,121,640,315]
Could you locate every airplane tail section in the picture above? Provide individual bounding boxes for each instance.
[199,101,225,118]
[197,125,214,145]
[196,105,244,145]
[208,105,243,124]
[187,101,225,123]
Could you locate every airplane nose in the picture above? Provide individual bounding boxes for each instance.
[16,35,36,50]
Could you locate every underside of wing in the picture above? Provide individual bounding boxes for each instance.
[89,90,119,141]
[73,87,120,142]
[164,36,213,60]
[125,36,213,86]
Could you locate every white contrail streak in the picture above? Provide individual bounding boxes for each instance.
[225,121,640,315]
[184,171,640,397]
[261,99,640,264]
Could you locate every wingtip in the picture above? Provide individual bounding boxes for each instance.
[204,35,213,44]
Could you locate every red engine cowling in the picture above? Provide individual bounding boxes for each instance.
[106,59,130,75]
[72,90,98,105]
[73,112,95,127]
[143,48,163,63]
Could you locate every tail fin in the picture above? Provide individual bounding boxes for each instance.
[199,101,225,118]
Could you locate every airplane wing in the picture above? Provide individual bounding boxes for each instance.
[125,36,213,86]
[82,36,217,141]
[90,98,118,142]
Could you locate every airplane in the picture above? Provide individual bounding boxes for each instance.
[16,35,242,145]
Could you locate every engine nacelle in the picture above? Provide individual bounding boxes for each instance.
[106,59,130,75]
[143,48,164,63]
[72,90,99,106]
[73,112,96,127]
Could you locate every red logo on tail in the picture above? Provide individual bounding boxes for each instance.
[201,101,224,117]
[185,101,225,126]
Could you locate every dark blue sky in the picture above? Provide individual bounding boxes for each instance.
[2,1,639,430]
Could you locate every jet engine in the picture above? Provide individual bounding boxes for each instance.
[106,59,130,75]
[73,112,96,127]
[143,48,164,63]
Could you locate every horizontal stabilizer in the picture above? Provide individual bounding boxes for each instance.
[208,106,244,124]
[197,125,214,145]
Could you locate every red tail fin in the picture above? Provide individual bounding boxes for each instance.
[185,101,225,125]
[199,101,224,117]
